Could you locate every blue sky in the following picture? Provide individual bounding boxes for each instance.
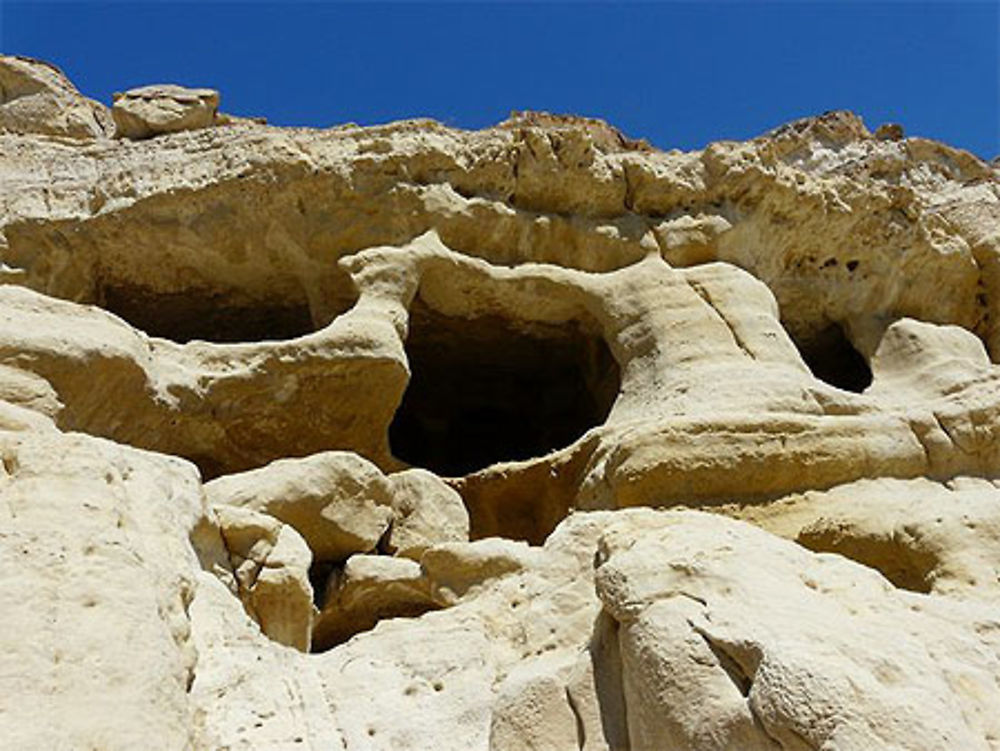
[2,2,997,158]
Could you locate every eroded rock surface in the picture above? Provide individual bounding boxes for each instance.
[594,511,1000,750]
[112,84,220,139]
[2,58,1000,750]
[0,55,111,138]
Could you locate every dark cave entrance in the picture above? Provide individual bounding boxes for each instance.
[389,300,621,477]
[797,323,873,393]
[101,286,317,343]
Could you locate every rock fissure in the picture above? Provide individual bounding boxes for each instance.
[691,625,754,698]
[908,418,936,471]
[565,684,587,750]
[685,277,756,360]
[932,411,966,455]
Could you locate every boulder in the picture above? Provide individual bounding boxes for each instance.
[386,468,470,558]
[313,554,437,649]
[112,83,219,139]
[206,451,395,562]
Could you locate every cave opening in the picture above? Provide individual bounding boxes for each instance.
[797,323,872,393]
[100,286,317,343]
[389,300,620,477]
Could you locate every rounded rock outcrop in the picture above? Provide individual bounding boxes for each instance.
[111,84,220,139]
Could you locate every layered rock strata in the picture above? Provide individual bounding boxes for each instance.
[1,55,999,750]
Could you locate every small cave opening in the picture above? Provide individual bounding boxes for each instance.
[100,286,317,344]
[389,299,621,477]
[796,323,872,393]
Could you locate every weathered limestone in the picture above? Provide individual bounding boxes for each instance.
[0,285,407,477]
[186,572,342,750]
[386,468,471,558]
[2,59,1000,751]
[0,107,994,356]
[0,426,204,750]
[206,451,396,561]
[594,511,1000,750]
[213,505,314,650]
[9,229,1000,545]
[488,654,583,750]
[112,84,220,139]
[724,475,1000,602]
[421,537,540,604]
[313,554,437,649]
[0,55,111,138]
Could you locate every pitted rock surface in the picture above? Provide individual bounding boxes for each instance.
[2,56,1000,750]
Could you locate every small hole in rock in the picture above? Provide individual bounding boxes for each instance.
[796,323,872,393]
[390,300,620,476]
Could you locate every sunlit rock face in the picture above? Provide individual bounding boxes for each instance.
[2,55,1000,750]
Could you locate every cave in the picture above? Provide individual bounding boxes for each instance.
[101,285,316,343]
[797,323,872,393]
[389,300,620,477]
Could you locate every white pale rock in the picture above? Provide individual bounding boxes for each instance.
[213,504,314,651]
[594,510,1000,751]
[206,451,395,562]
[313,553,436,649]
[316,616,497,750]
[1,59,999,751]
[187,572,343,750]
[0,428,205,750]
[387,467,470,558]
[731,475,1000,602]
[421,537,540,604]
[489,654,581,751]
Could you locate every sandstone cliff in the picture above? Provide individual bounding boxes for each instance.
[2,56,999,750]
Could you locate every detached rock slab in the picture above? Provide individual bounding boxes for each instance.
[386,468,470,558]
[206,451,395,562]
[594,510,1000,751]
[212,505,314,651]
[112,84,219,139]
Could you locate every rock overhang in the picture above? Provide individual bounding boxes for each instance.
[3,57,1000,750]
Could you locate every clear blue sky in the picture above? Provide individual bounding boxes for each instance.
[1,2,997,159]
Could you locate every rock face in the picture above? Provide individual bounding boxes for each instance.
[1,57,1000,749]
[594,511,1000,750]
[0,56,111,138]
